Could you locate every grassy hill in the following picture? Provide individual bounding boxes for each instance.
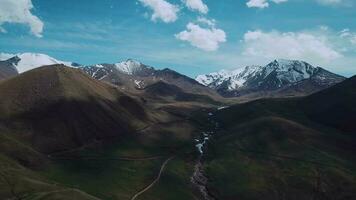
[204,76,356,200]
[143,81,219,105]
[0,65,153,154]
[0,65,201,200]
[302,75,356,133]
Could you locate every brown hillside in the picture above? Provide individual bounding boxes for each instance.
[0,65,149,153]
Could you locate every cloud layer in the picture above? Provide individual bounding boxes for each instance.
[0,0,44,37]
[339,29,356,45]
[183,0,209,14]
[246,0,346,8]
[246,0,288,8]
[175,22,226,51]
[138,0,179,23]
[316,0,343,5]
[242,30,341,62]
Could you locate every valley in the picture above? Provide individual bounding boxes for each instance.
[0,54,355,200]
[1,0,356,199]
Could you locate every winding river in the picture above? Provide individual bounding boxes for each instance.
[191,111,219,200]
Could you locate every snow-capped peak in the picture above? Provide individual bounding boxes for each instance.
[196,69,230,86]
[264,59,317,81]
[1,52,76,73]
[196,65,262,90]
[196,59,322,92]
[0,53,16,61]
[114,59,144,75]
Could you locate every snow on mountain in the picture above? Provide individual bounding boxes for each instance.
[196,65,262,90]
[81,59,154,82]
[196,59,345,97]
[114,59,145,75]
[196,70,230,86]
[227,65,262,90]
[0,56,19,80]
[263,59,316,83]
[0,53,76,73]
[0,53,16,61]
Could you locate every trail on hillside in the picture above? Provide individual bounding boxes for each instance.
[130,156,174,200]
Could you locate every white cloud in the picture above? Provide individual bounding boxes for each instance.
[351,36,356,45]
[246,0,347,8]
[246,0,269,8]
[339,29,356,45]
[183,0,209,14]
[272,0,288,2]
[175,23,226,51]
[0,27,7,33]
[242,30,342,63]
[246,0,288,8]
[339,29,351,37]
[138,0,179,23]
[0,0,44,37]
[197,17,216,27]
[316,0,343,5]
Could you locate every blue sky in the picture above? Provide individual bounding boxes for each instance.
[0,0,355,77]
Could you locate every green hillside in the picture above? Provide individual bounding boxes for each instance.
[204,76,356,200]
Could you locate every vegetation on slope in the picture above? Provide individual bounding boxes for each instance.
[203,76,356,200]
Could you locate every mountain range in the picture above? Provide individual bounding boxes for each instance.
[81,59,219,98]
[0,53,219,100]
[0,52,355,200]
[0,53,346,100]
[196,59,346,97]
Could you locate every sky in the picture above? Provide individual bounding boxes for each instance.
[0,0,355,77]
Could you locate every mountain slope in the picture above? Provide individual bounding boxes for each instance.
[0,57,19,81]
[0,65,150,153]
[302,75,356,132]
[0,64,205,200]
[143,81,218,104]
[82,60,220,99]
[197,59,345,97]
[202,77,356,200]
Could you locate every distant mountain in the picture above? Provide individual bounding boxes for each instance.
[82,59,220,98]
[0,53,16,61]
[196,59,346,97]
[0,53,78,73]
[0,52,220,100]
[0,56,19,80]
[81,59,155,83]
[2,53,345,100]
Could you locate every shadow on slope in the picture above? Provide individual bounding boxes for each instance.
[0,65,149,154]
[144,81,219,105]
[204,76,356,200]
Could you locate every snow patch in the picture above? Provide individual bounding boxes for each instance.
[114,59,143,75]
[0,53,15,61]
[1,53,76,73]
[134,80,144,88]
[196,59,320,92]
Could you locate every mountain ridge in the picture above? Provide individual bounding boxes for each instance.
[1,53,347,100]
[0,53,78,73]
[81,59,220,99]
[196,59,346,97]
